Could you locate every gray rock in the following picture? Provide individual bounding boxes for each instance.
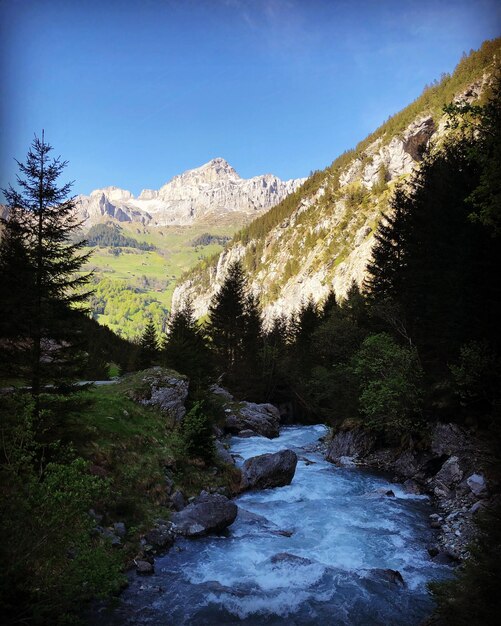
[210,385,234,401]
[113,522,127,537]
[224,402,280,438]
[429,514,444,529]
[270,552,313,566]
[403,479,421,495]
[431,423,468,457]
[470,500,488,514]
[373,487,395,497]
[236,429,258,438]
[171,493,238,537]
[241,449,298,491]
[135,368,189,421]
[363,568,405,587]
[144,524,175,551]
[394,450,420,479]
[337,455,356,467]
[136,559,154,575]
[466,473,487,497]
[433,551,459,565]
[427,545,439,557]
[170,490,186,511]
[434,456,463,490]
[214,440,234,465]
[102,528,121,546]
[326,429,375,464]
[201,580,249,597]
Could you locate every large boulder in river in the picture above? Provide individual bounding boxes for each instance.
[241,449,298,490]
[170,492,238,537]
[224,402,280,438]
[131,367,189,421]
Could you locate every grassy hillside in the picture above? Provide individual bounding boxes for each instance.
[84,223,239,338]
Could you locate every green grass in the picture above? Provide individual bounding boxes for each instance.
[83,223,240,338]
[68,372,240,528]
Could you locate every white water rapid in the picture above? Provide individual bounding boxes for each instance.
[100,425,451,625]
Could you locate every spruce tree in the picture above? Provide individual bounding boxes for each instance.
[1,133,91,403]
[162,299,211,390]
[138,320,159,369]
[206,260,263,395]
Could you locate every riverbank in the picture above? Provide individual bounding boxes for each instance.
[324,420,500,563]
[92,424,450,625]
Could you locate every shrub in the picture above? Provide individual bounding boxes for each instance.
[353,333,424,440]
[181,401,215,463]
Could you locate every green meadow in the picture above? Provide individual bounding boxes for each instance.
[83,223,239,339]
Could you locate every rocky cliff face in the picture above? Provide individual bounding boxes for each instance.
[172,53,495,321]
[75,158,305,227]
[172,115,438,320]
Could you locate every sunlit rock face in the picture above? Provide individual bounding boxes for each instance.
[75,158,305,227]
[171,72,490,323]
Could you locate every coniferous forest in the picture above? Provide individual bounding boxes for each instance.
[1,45,500,626]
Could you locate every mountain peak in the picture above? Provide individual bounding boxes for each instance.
[196,157,239,180]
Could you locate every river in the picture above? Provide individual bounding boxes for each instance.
[100,425,451,625]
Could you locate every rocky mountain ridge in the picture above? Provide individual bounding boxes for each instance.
[172,40,499,322]
[75,158,305,227]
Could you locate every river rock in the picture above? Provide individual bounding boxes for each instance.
[470,499,488,514]
[364,568,405,587]
[144,523,175,552]
[466,473,487,497]
[210,384,234,401]
[224,402,280,438]
[215,440,234,465]
[201,580,249,597]
[241,449,298,490]
[326,429,375,464]
[136,559,154,575]
[270,553,314,566]
[170,490,186,511]
[430,423,467,456]
[237,429,259,438]
[432,456,463,496]
[393,450,420,479]
[134,367,189,421]
[403,479,422,495]
[101,528,122,547]
[170,492,238,537]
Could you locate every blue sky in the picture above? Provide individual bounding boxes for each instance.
[1,0,500,198]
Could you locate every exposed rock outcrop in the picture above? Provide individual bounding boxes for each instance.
[325,429,375,465]
[241,449,298,490]
[131,367,189,421]
[324,421,497,562]
[170,492,238,537]
[224,401,281,438]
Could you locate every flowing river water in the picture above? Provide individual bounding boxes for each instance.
[101,425,451,625]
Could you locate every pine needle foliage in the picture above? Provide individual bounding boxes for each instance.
[1,133,92,402]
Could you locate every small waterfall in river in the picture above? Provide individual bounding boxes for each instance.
[99,425,451,625]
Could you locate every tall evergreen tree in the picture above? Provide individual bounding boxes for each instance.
[162,299,211,391]
[1,133,91,404]
[366,127,501,379]
[206,260,263,395]
[138,320,159,369]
